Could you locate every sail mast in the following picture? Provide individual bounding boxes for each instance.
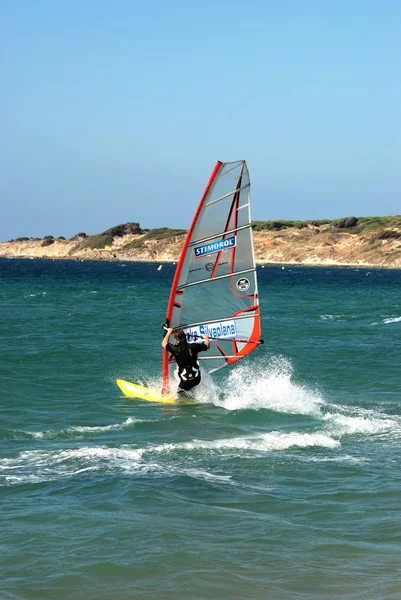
[161,161,223,395]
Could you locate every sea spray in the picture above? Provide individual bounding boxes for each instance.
[213,355,325,415]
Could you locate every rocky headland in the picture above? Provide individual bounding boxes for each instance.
[1,217,401,268]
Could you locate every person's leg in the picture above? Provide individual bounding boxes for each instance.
[178,375,200,395]
[177,375,201,400]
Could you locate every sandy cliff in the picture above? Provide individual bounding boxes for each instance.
[1,220,401,267]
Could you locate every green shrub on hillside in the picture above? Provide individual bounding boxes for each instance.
[103,223,142,237]
[122,238,145,250]
[374,230,401,240]
[122,228,186,251]
[144,228,187,240]
[309,219,331,226]
[333,217,359,229]
[76,223,146,250]
[79,233,115,250]
[358,216,401,231]
[252,220,299,231]
[69,232,87,241]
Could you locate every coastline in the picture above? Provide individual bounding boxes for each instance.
[1,222,401,269]
[1,253,400,271]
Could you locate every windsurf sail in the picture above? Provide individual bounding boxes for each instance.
[162,160,262,394]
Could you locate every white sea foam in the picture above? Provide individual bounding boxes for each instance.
[371,316,401,326]
[205,357,401,443]
[27,417,142,439]
[290,453,365,465]
[25,292,47,298]
[117,356,400,448]
[0,444,233,487]
[383,316,401,325]
[0,429,339,486]
[154,431,340,453]
[128,356,323,414]
[212,356,324,416]
[143,373,211,405]
[320,314,345,321]
[322,406,401,438]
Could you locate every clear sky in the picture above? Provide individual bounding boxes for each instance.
[1,0,400,240]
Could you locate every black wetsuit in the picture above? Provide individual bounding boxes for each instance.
[166,341,208,394]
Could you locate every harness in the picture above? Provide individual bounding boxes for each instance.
[175,343,200,381]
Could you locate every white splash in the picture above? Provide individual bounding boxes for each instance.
[153,431,340,453]
[322,407,401,438]
[371,316,401,326]
[320,314,345,321]
[383,316,401,325]
[213,356,324,416]
[27,417,142,439]
[0,429,339,486]
[25,292,47,298]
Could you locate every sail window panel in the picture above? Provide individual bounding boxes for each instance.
[193,193,239,242]
[208,162,245,203]
[216,160,244,180]
[177,233,256,294]
[178,278,254,328]
[180,238,255,287]
[178,230,253,290]
[188,223,252,248]
[195,195,238,245]
[200,340,236,373]
[179,231,255,287]
[190,163,250,244]
[216,161,249,194]
[235,314,258,341]
[231,228,255,274]
[190,201,250,249]
[182,250,233,286]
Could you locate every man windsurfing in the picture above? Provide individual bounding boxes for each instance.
[161,327,210,397]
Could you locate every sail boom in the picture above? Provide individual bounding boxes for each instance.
[198,356,239,360]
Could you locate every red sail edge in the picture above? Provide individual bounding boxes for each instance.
[161,161,223,395]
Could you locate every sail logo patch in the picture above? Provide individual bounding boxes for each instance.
[236,278,250,291]
[194,235,236,258]
[184,320,237,342]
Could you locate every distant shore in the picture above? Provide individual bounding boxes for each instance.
[2,254,400,271]
[1,217,401,268]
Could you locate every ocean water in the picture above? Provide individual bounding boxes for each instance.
[1,258,400,600]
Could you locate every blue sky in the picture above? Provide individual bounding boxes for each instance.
[1,0,400,240]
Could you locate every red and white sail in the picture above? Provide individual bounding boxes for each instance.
[162,160,261,394]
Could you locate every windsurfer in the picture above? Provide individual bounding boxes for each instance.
[161,327,210,396]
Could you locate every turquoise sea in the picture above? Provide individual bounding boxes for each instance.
[1,258,400,600]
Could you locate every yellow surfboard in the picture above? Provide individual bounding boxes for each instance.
[116,379,196,405]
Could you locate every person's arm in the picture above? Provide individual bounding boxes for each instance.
[161,327,174,349]
[203,334,210,349]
